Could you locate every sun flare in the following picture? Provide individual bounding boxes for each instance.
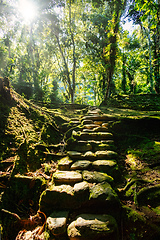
[18,0,37,23]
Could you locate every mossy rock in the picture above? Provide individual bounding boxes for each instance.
[58,157,73,171]
[82,170,114,183]
[67,151,83,160]
[122,205,160,240]
[93,143,115,151]
[67,213,119,240]
[73,181,90,205]
[93,126,108,132]
[83,151,96,160]
[46,210,69,236]
[39,185,75,214]
[137,184,160,207]
[89,182,119,202]
[95,150,118,159]
[71,160,92,170]
[52,171,82,185]
[68,141,92,152]
[92,160,118,177]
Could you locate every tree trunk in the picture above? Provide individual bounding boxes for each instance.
[54,33,73,101]
[103,0,122,100]
[122,50,127,93]
[154,0,160,93]
[69,0,76,104]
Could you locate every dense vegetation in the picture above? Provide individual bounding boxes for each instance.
[0,1,160,239]
[0,0,159,105]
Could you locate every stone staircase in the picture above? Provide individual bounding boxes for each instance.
[38,108,122,239]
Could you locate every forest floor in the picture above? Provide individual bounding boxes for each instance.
[1,90,160,239]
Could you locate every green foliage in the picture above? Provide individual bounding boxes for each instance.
[0,0,159,103]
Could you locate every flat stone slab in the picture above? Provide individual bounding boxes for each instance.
[83,124,100,129]
[93,143,115,151]
[93,121,103,125]
[82,170,113,183]
[93,126,108,132]
[71,141,92,152]
[39,185,75,213]
[98,132,113,140]
[53,171,82,185]
[92,160,117,175]
[39,183,90,214]
[73,181,90,204]
[95,150,118,159]
[82,129,94,132]
[58,157,73,171]
[73,181,89,193]
[102,123,109,128]
[101,140,114,144]
[46,210,69,235]
[77,132,113,141]
[69,121,80,125]
[67,151,83,159]
[67,214,119,240]
[71,160,92,170]
[83,151,96,160]
[82,115,115,121]
[81,120,93,125]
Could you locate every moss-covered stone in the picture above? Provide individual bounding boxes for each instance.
[39,185,75,214]
[52,171,82,185]
[70,141,92,152]
[93,160,117,172]
[73,181,90,205]
[137,184,160,207]
[83,151,96,160]
[89,182,120,210]
[67,213,119,240]
[58,157,73,171]
[67,151,83,159]
[95,150,118,159]
[93,126,108,132]
[82,170,114,183]
[71,160,92,170]
[83,124,100,129]
[81,119,93,125]
[46,210,69,235]
[93,143,115,151]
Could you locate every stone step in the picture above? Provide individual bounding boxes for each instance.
[46,210,69,236]
[70,160,92,170]
[66,141,92,152]
[82,170,114,183]
[52,169,115,185]
[92,160,120,180]
[83,124,100,129]
[82,126,109,133]
[41,113,120,239]
[57,157,119,177]
[73,131,113,141]
[95,150,118,159]
[67,213,119,240]
[82,115,115,121]
[58,157,73,171]
[93,120,103,125]
[67,150,118,161]
[39,181,120,215]
[81,119,93,125]
[52,171,82,185]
